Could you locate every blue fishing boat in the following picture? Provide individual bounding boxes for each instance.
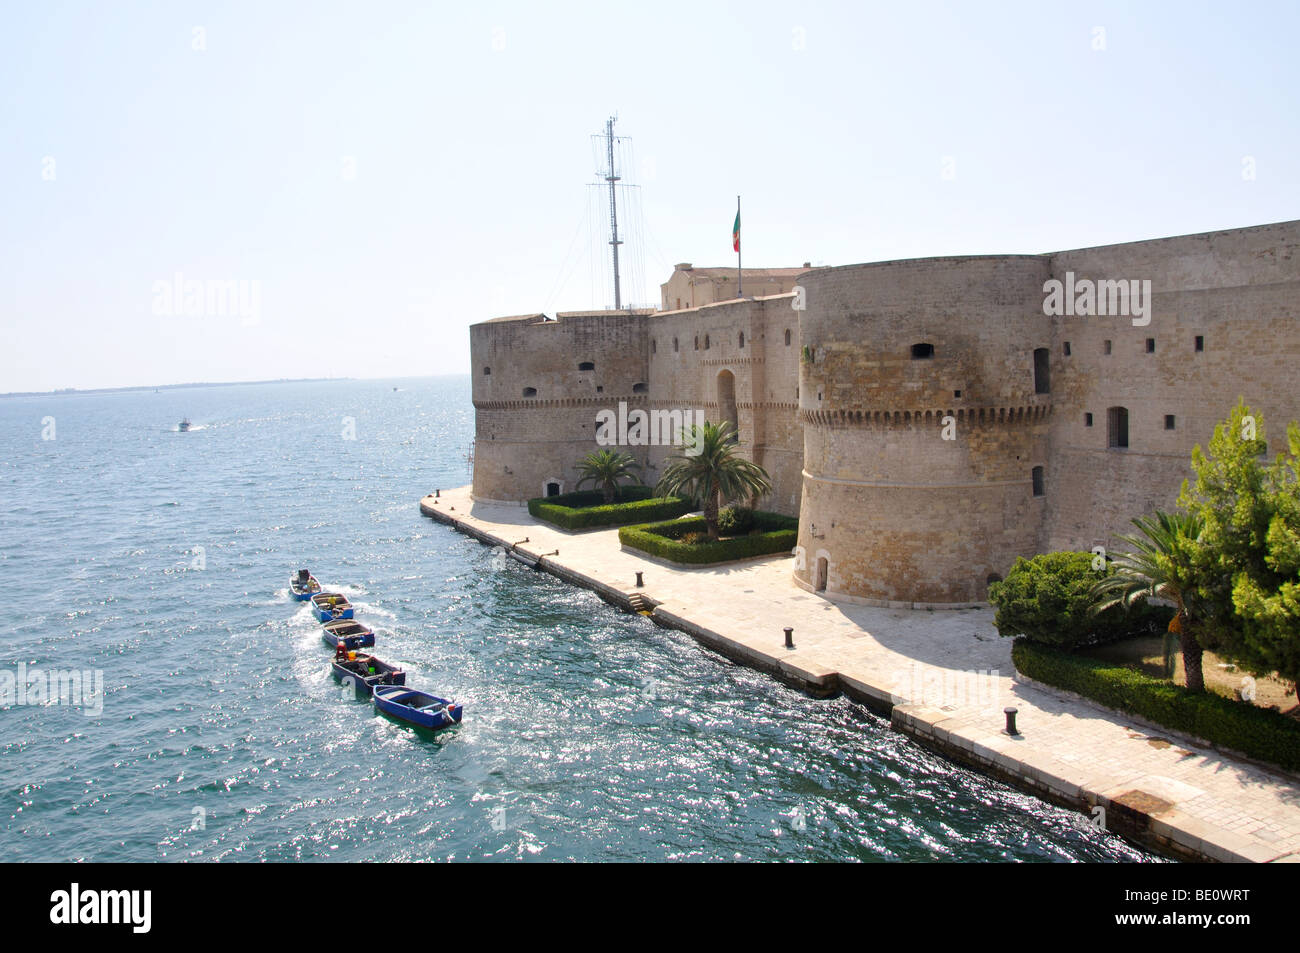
[290,568,322,601]
[321,618,375,651]
[373,685,462,731]
[310,591,354,623]
[331,646,405,695]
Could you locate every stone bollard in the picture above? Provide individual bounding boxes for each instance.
[784,626,794,649]
[635,571,644,588]
[1003,707,1020,736]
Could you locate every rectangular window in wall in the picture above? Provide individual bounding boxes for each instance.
[1165,414,1176,430]
[1033,347,1051,394]
[1195,335,1205,352]
[1032,466,1045,497]
[1108,406,1129,449]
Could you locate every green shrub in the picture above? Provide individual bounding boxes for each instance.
[989,551,1173,649]
[717,505,755,536]
[1012,639,1300,772]
[618,512,798,565]
[527,486,692,530]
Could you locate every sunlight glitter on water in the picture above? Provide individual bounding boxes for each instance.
[0,377,1156,862]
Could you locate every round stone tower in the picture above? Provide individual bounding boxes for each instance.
[795,256,1055,606]
[471,310,652,503]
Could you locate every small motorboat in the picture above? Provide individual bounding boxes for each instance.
[310,591,354,623]
[178,418,192,432]
[373,685,462,731]
[321,618,375,651]
[332,646,405,695]
[289,568,322,601]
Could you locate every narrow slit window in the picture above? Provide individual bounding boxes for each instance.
[1032,466,1045,497]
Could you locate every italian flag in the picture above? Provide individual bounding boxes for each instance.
[732,209,741,252]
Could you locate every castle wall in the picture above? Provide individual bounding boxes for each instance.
[468,220,1299,613]
[1043,220,1300,553]
[644,295,804,515]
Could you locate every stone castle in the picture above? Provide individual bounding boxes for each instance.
[470,219,1300,608]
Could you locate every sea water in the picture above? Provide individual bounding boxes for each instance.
[0,376,1154,861]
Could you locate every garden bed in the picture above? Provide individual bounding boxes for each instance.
[618,512,798,565]
[527,486,692,530]
[1012,638,1300,773]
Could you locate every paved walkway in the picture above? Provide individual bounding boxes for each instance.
[421,487,1300,862]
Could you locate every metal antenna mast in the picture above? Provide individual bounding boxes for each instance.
[604,116,623,310]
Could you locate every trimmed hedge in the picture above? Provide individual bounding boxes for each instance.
[1012,638,1300,772]
[527,486,692,530]
[618,511,798,565]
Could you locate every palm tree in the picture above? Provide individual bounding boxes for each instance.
[1090,510,1209,692]
[656,421,772,540]
[574,449,642,504]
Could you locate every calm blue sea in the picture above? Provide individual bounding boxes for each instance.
[0,376,1154,862]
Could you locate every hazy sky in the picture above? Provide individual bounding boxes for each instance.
[3,1,1297,392]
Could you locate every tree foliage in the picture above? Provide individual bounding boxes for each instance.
[1179,401,1300,690]
[655,421,772,540]
[1089,510,1208,691]
[573,449,642,504]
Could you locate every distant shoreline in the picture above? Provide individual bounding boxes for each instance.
[1,374,473,397]
[0,377,352,399]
